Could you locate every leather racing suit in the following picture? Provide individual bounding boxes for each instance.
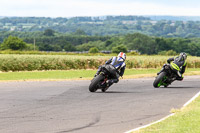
[95,56,126,85]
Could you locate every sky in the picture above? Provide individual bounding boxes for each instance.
[0,0,200,17]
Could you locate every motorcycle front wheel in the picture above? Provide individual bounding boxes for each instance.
[153,72,167,88]
[89,74,104,92]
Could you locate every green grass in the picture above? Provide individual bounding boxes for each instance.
[0,70,96,81]
[133,96,200,133]
[0,68,199,81]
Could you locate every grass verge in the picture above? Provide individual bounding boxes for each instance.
[0,68,199,81]
[132,95,200,133]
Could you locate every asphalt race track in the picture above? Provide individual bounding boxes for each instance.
[0,76,199,133]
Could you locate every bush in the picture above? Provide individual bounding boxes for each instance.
[89,47,99,53]
[112,44,128,53]
[127,51,140,55]
[158,50,177,56]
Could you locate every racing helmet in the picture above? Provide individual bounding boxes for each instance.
[118,52,126,60]
[180,52,187,60]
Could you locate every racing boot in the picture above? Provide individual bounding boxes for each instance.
[176,71,183,81]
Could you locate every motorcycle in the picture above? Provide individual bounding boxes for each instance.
[89,64,117,92]
[153,64,178,88]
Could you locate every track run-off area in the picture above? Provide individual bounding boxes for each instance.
[0,76,199,133]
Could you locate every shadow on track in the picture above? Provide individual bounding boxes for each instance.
[95,91,142,94]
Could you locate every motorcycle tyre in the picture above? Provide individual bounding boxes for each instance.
[153,72,167,88]
[89,74,104,92]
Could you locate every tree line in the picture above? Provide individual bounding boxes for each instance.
[1,31,200,56]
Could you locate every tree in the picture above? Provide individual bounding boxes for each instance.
[63,43,76,51]
[44,29,55,36]
[123,33,156,54]
[76,43,94,51]
[155,38,172,53]
[111,44,128,53]
[74,29,86,35]
[89,47,99,53]
[52,44,62,51]
[25,43,39,51]
[1,36,26,50]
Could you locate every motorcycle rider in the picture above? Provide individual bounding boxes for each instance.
[95,52,126,86]
[158,52,187,80]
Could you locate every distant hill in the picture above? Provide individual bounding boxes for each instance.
[1,15,200,37]
[146,15,200,21]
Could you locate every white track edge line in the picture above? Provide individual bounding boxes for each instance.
[124,113,174,133]
[183,91,200,107]
[124,90,200,133]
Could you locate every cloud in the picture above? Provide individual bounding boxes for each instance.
[0,0,200,17]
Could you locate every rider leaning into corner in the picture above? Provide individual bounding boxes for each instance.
[94,52,126,87]
[158,52,187,80]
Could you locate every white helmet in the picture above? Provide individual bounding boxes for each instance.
[180,52,187,60]
[118,52,126,60]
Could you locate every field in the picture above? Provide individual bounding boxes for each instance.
[0,54,200,72]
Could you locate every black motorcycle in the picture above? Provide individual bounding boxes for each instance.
[153,64,178,88]
[89,64,116,92]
